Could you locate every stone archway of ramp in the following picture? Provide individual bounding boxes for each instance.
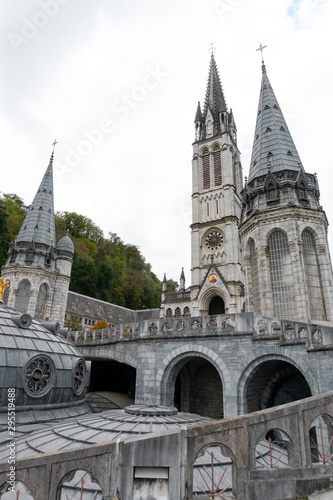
[86,391,134,411]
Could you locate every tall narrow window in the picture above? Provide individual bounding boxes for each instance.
[15,280,31,313]
[249,240,261,314]
[268,230,295,319]
[207,202,209,217]
[302,230,326,321]
[35,283,48,319]
[213,148,222,186]
[202,149,210,189]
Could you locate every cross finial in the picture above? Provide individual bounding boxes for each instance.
[209,42,216,56]
[51,139,58,158]
[256,43,267,62]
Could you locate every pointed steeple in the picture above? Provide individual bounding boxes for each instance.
[194,101,203,123]
[16,149,56,247]
[248,62,303,182]
[179,268,186,292]
[195,54,236,142]
[203,53,227,120]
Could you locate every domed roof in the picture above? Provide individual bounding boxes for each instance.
[0,304,89,427]
[0,405,211,461]
[56,231,74,253]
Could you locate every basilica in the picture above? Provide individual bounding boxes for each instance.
[1,53,333,500]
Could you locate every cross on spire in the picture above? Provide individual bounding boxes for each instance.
[51,139,58,156]
[256,43,267,62]
[209,42,216,56]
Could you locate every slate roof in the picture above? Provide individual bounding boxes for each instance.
[0,406,211,461]
[16,154,56,247]
[248,62,303,182]
[0,303,88,422]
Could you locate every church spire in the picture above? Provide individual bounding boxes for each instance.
[16,146,56,247]
[248,61,303,182]
[195,54,236,142]
[203,53,227,121]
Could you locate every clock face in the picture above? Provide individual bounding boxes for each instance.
[205,230,224,251]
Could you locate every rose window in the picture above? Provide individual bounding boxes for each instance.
[73,359,86,395]
[205,231,224,251]
[23,356,55,397]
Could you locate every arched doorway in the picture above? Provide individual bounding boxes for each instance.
[89,360,136,401]
[245,360,311,413]
[209,296,225,315]
[173,357,223,419]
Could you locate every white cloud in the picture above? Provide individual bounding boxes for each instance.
[1,0,332,282]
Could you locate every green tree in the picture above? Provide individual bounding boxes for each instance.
[64,313,83,331]
[70,255,97,297]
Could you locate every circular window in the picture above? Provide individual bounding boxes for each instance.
[23,355,56,397]
[73,359,86,395]
[205,230,224,251]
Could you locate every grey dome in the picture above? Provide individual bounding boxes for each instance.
[0,304,89,420]
[0,405,211,461]
[56,233,74,254]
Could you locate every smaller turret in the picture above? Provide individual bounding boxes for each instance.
[179,268,186,292]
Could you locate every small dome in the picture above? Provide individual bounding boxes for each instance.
[0,304,89,424]
[57,233,74,253]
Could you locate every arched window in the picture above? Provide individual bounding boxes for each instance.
[166,308,173,317]
[175,307,182,318]
[35,283,48,319]
[249,240,261,314]
[15,280,31,313]
[302,230,326,321]
[268,230,295,319]
[184,306,191,316]
[2,286,9,305]
[202,149,210,189]
[213,147,222,186]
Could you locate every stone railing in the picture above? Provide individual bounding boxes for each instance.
[67,312,333,349]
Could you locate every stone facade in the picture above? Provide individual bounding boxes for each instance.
[71,311,333,419]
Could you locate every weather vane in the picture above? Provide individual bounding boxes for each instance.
[209,42,216,56]
[256,43,267,62]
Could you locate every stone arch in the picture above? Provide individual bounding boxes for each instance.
[265,225,289,241]
[237,350,319,415]
[255,427,292,468]
[309,413,333,465]
[57,469,102,500]
[0,481,35,499]
[199,145,210,156]
[193,442,234,497]
[199,286,229,314]
[84,348,138,369]
[208,296,225,315]
[88,357,136,399]
[157,344,232,418]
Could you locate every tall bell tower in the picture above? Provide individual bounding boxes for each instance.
[190,54,245,316]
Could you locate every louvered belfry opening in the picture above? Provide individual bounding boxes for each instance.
[203,149,210,189]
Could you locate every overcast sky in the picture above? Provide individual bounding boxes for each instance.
[1,0,332,283]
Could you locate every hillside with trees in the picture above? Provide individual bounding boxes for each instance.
[0,193,177,310]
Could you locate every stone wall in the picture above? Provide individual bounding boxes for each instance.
[71,312,333,418]
[2,391,333,499]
